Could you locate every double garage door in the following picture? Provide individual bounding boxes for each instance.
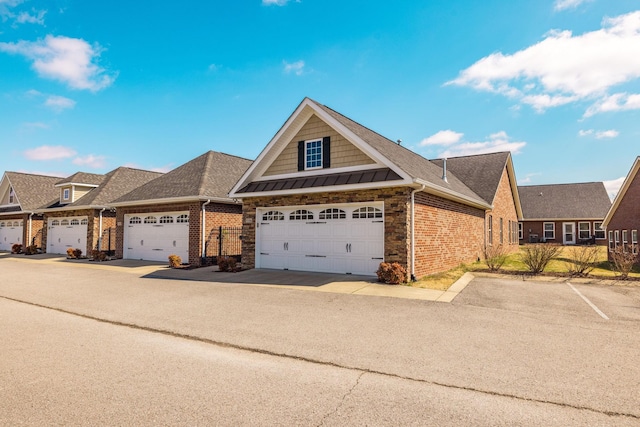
[256,203,384,276]
[48,217,87,254]
[0,220,23,251]
[124,212,189,262]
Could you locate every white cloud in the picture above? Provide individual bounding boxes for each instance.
[262,0,298,5]
[436,131,527,158]
[447,11,640,116]
[604,176,625,200]
[0,35,117,91]
[518,172,542,185]
[72,154,107,169]
[554,0,592,12]
[283,60,305,75]
[419,130,464,146]
[24,145,77,161]
[578,129,619,139]
[207,63,218,72]
[15,9,46,25]
[21,121,49,130]
[44,95,75,112]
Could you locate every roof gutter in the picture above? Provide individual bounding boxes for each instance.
[410,185,426,281]
[110,196,236,208]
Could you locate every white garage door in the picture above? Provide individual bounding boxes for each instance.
[48,217,88,255]
[0,220,23,251]
[256,203,384,276]
[124,212,189,262]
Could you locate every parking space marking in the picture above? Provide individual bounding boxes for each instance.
[567,282,609,320]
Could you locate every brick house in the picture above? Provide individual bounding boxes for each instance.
[518,182,611,246]
[38,168,163,256]
[0,172,60,252]
[602,156,640,261]
[111,151,252,266]
[229,98,522,279]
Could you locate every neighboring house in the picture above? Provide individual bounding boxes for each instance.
[229,98,522,279]
[518,182,611,245]
[602,156,640,260]
[0,172,60,251]
[111,151,252,265]
[38,168,163,256]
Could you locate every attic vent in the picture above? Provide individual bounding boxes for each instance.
[442,158,448,183]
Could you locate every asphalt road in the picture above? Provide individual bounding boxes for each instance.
[1,257,639,425]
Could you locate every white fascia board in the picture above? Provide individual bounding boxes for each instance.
[110,196,239,208]
[414,178,491,210]
[0,210,26,216]
[231,179,413,199]
[54,182,100,188]
[602,156,640,228]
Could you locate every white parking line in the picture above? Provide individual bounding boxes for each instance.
[567,282,609,320]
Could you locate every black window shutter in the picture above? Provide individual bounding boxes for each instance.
[322,136,331,169]
[297,141,305,171]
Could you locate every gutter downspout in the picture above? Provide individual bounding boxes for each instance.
[98,208,106,251]
[201,199,211,264]
[410,185,426,282]
[28,212,34,246]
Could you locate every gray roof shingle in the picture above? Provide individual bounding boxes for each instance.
[4,172,61,212]
[56,172,106,187]
[518,182,611,219]
[114,151,252,204]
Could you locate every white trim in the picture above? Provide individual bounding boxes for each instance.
[562,222,576,245]
[578,221,591,240]
[414,178,492,210]
[543,222,555,240]
[54,182,99,188]
[255,164,383,182]
[110,196,239,208]
[603,156,639,228]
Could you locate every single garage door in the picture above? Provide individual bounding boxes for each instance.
[256,203,384,276]
[124,212,189,262]
[48,217,88,254]
[0,220,23,251]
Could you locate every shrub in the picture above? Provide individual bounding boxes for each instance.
[66,247,76,258]
[565,245,600,276]
[73,248,83,259]
[11,244,22,254]
[168,254,182,268]
[376,262,407,284]
[91,250,107,261]
[216,255,238,272]
[482,244,508,272]
[610,249,638,279]
[24,245,38,255]
[520,244,561,274]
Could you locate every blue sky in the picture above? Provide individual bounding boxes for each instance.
[1,0,639,198]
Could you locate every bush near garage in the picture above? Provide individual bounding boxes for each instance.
[376,262,407,285]
[11,244,22,254]
[168,254,182,268]
[23,245,38,255]
[91,250,108,261]
[216,255,239,272]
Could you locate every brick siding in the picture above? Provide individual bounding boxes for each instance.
[606,169,640,263]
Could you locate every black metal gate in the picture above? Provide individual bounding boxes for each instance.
[203,226,242,265]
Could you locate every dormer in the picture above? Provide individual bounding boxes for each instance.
[55,172,106,205]
[0,185,19,206]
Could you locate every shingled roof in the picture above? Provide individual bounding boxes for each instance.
[1,172,61,212]
[113,151,252,205]
[518,182,611,220]
[55,172,106,187]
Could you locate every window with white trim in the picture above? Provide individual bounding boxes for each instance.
[488,215,493,245]
[144,216,157,224]
[518,222,523,240]
[578,222,591,240]
[177,214,189,223]
[615,230,620,249]
[262,211,284,221]
[608,231,614,252]
[319,208,346,220]
[129,217,142,224]
[622,230,628,251]
[159,215,174,224]
[352,207,382,219]
[543,222,555,240]
[633,230,638,254]
[8,187,15,204]
[63,188,70,201]
[305,139,323,170]
[290,209,313,220]
[594,222,605,239]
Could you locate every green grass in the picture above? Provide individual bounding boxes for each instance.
[412,245,640,291]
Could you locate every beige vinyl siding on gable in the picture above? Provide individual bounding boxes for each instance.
[73,186,93,202]
[59,185,94,204]
[263,114,375,176]
[0,189,12,205]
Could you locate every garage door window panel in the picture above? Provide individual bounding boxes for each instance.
[319,208,346,220]
[144,216,157,224]
[290,210,313,220]
[160,215,174,224]
[352,207,382,219]
[177,214,189,223]
[262,211,284,221]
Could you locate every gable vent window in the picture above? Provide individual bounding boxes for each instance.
[298,137,330,171]
[8,187,15,204]
[63,188,70,201]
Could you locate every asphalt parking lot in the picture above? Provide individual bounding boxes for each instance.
[1,255,639,425]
